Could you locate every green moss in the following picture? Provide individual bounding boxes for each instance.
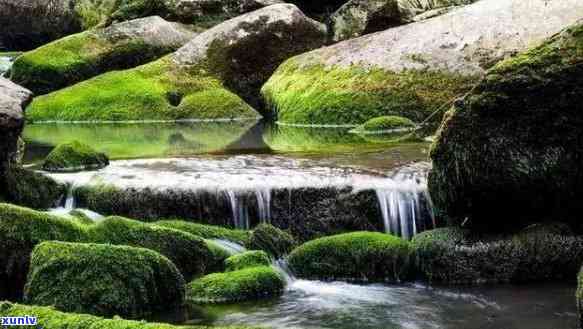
[10,27,180,94]
[0,302,260,329]
[3,167,66,209]
[43,141,109,172]
[27,57,258,122]
[411,226,583,284]
[225,251,271,272]
[0,203,87,300]
[25,241,185,319]
[205,240,233,274]
[262,60,477,126]
[287,231,412,282]
[89,216,212,279]
[351,115,416,134]
[246,224,296,258]
[154,220,250,245]
[187,266,284,303]
[68,209,97,225]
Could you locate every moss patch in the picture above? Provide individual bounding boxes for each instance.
[351,115,416,134]
[25,241,185,319]
[187,266,284,303]
[262,60,477,126]
[3,167,66,209]
[205,240,234,274]
[225,250,271,272]
[246,224,296,258]
[43,141,109,172]
[27,57,258,122]
[287,231,411,282]
[154,220,250,245]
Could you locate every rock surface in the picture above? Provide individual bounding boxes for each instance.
[429,20,583,232]
[262,0,583,126]
[330,0,401,42]
[11,16,197,95]
[27,4,327,122]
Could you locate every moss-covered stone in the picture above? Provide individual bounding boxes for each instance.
[3,167,66,209]
[429,21,583,232]
[225,250,271,272]
[24,241,185,319]
[10,16,196,95]
[0,302,260,329]
[205,240,234,274]
[187,266,284,303]
[89,216,212,279]
[288,231,411,282]
[246,224,296,258]
[43,141,109,172]
[411,226,583,284]
[351,115,416,134]
[0,203,87,300]
[154,220,250,245]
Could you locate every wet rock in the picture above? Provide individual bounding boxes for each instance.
[262,0,583,126]
[246,224,297,258]
[429,20,583,232]
[11,16,197,95]
[42,141,109,172]
[330,0,401,42]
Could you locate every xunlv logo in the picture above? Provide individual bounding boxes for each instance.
[0,316,38,326]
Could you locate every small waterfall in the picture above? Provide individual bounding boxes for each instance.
[274,259,296,285]
[226,190,250,230]
[255,188,272,224]
[64,184,75,210]
[211,239,247,255]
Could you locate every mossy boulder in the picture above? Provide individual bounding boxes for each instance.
[0,302,261,329]
[205,240,234,273]
[10,16,196,95]
[3,167,66,209]
[225,250,271,271]
[28,4,327,122]
[89,216,212,279]
[0,203,87,300]
[411,226,583,284]
[287,232,411,282]
[429,20,583,232]
[246,224,296,258]
[351,115,415,135]
[187,266,284,303]
[43,141,109,172]
[24,241,185,319]
[262,0,583,127]
[154,220,250,245]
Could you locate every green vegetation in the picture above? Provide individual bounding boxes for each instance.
[25,241,185,319]
[23,121,257,161]
[43,141,109,172]
[89,216,212,279]
[287,232,412,282]
[0,204,87,299]
[351,116,416,134]
[262,60,477,126]
[3,167,66,209]
[0,302,260,329]
[155,220,251,245]
[187,266,285,303]
[411,226,583,284]
[225,251,271,272]
[246,224,296,258]
[27,57,258,122]
[205,240,234,274]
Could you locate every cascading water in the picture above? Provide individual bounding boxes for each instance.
[255,188,272,224]
[226,190,250,230]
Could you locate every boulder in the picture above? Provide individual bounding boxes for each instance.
[330,0,401,42]
[225,250,271,271]
[27,4,327,122]
[246,224,296,258]
[287,231,411,282]
[42,141,109,172]
[186,266,284,303]
[262,0,583,126]
[10,16,197,95]
[429,20,583,231]
[24,241,186,319]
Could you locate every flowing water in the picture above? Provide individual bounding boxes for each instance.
[0,53,19,76]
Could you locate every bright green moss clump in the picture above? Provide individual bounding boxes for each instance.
[351,116,416,134]
[155,220,250,245]
[27,57,259,122]
[225,250,271,272]
[24,241,185,319]
[43,141,109,172]
[89,216,212,279]
[246,224,296,258]
[262,60,476,126]
[0,302,260,329]
[187,266,285,303]
[0,203,87,300]
[287,231,412,282]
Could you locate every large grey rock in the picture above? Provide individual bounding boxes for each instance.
[11,16,197,94]
[262,0,583,126]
